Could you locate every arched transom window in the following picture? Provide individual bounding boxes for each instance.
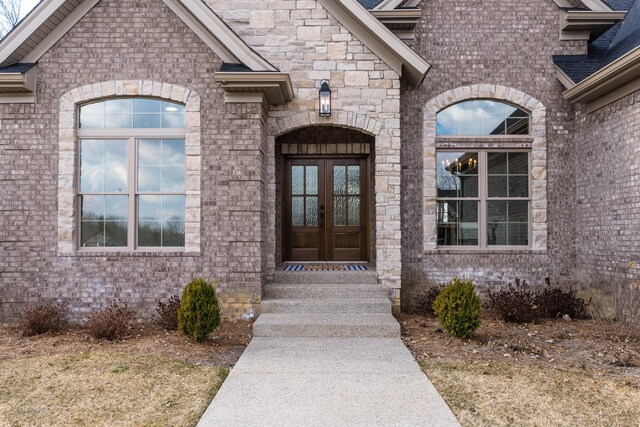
[77,98,186,249]
[435,100,531,248]
[436,100,529,136]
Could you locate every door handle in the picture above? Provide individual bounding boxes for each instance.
[320,205,325,228]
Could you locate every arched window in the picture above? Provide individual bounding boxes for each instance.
[77,98,186,249]
[435,100,531,248]
[436,100,530,136]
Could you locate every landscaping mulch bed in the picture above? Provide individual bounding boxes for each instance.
[398,313,640,426]
[0,319,253,366]
[398,313,640,388]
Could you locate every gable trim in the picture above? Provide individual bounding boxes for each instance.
[165,0,276,71]
[555,65,577,90]
[0,0,276,72]
[318,0,430,86]
[0,0,100,67]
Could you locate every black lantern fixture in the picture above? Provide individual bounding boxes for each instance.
[319,80,331,117]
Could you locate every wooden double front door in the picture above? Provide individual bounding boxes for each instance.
[283,157,369,261]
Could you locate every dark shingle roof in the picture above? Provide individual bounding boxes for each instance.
[357,0,384,9]
[0,63,36,73]
[219,63,253,72]
[554,0,640,83]
[604,0,636,11]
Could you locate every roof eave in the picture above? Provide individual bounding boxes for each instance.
[563,46,640,110]
[0,64,37,91]
[554,65,577,90]
[214,71,295,105]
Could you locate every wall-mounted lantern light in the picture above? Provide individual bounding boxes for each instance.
[319,80,331,117]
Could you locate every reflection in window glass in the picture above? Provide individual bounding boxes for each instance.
[437,152,478,198]
[80,139,128,193]
[80,195,128,247]
[78,98,188,250]
[436,150,530,247]
[436,200,478,246]
[138,195,185,247]
[79,98,185,129]
[137,139,185,193]
[436,100,529,136]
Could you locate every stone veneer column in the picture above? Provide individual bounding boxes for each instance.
[268,111,402,302]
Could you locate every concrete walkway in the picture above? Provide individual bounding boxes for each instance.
[197,336,460,426]
[198,269,459,426]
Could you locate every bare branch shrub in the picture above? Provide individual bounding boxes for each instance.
[154,295,181,331]
[19,302,69,337]
[414,285,445,317]
[86,301,134,341]
[589,280,640,342]
[0,0,23,37]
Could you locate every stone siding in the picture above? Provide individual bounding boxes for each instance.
[210,0,404,291]
[400,0,587,308]
[573,92,640,287]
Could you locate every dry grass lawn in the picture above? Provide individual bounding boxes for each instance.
[399,313,640,426]
[0,352,227,426]
[422,359,640,427]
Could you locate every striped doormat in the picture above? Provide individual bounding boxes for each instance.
[284,264,368,271]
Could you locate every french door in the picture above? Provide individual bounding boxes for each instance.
[284,157,369,261]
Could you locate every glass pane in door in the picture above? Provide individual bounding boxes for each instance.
[291,165,319,227]
[334,164,361,227]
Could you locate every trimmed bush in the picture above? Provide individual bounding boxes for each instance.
[415,285,445,317]
[178,278,221,343]
[486,278,540,323]
[535,278,588,319]
[86,301,134,341]
[154,295,181,331]
[433,277,482,339]
[19,302,69,337]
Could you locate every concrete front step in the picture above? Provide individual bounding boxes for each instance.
[261,298,392,314]
[264,283,389,300]
[273,269,378,285]
[253,313,401,338]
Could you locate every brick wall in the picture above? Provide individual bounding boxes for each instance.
[573,93,640,287]
[0,0,267,321]
[400,0,587,308]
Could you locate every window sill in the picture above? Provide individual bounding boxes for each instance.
[427,248,546,255]
[58,249,201,257]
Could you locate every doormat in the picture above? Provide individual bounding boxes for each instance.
[284,264,368,271]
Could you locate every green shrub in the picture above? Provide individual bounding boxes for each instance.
[433,277,481,339]
[178,278,221,342]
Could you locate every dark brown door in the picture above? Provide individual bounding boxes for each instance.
[284,157,368,261]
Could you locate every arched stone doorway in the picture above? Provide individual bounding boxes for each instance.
[275,126,376,263]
